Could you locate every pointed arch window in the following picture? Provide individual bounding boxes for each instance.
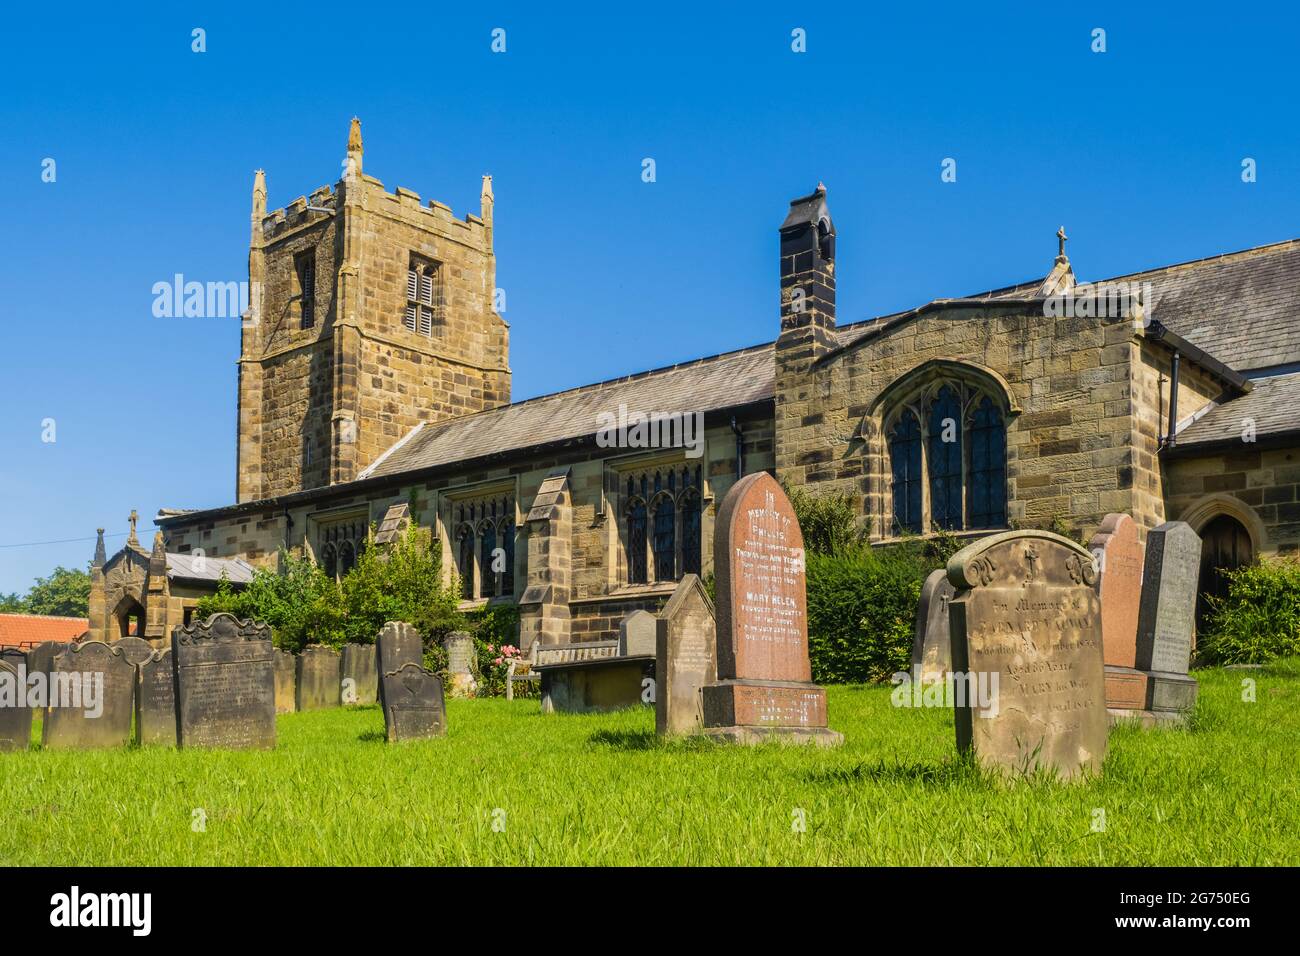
[889,412,923,534]
[457,528,476,600]
[653,495,676,582]
[627,499,648,585]
[968,396,1007,529]
[883,379,1008,536]
[479,522,497,596]
[681,491,702,576]
[928,386,963,531]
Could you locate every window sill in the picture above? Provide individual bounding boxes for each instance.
[573,583,681,604]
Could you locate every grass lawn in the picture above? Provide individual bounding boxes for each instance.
[2,659,1297,866]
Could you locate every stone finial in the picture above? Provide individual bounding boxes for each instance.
[148,530,168,579]
[346,117,364,179]
[252,169,267,217]
[481,174,494,211]
[1056,226,1069,264]
[127,509,140,548]
[93,528,106,568]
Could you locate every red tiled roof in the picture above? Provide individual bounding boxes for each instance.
[0,614,89,649]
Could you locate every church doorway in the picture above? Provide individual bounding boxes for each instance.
[1196,514,1254,637]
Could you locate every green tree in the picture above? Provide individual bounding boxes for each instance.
[22,566,91,617]
[340,524,463,645]
[196,550,343,652]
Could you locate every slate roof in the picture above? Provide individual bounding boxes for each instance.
[0,614,89,648]
[362,344,774,479]
[165,552,256,585]
[1172,371,1300,450]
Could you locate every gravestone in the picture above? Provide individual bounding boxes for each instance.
[0,647,26,670]
[381,663,447,741]
[1133,521,1202,714]
[0,658,33,751]
[1088,514,1149,711]
[41,641,136,749]
[172,613,276,750]
[376,621,424,708]
[444,631,478,699]
[273,649,296,714]
[619,610,658,658]
[341,643,378,705]
[296,645,342,711]
[912,568,955,683]
[27,641,67,684]
[947,530,1107,780]
[136,648,177,746]
[700,472,842,746]
[114,636,156,667]
[655,575,717,736]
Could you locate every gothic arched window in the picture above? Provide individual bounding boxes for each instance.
[338,540,356,577]
[627,499,648,585]
[321,542,337,581]
[652,495,676,582]
[457,528,475,600]
[479,522,498,596]
[882,377,1008,536]
[500,519,515,597]
[889,412,923,534]
[681,491,702,576]
[968,396,1007,529]
[928,386,963,531]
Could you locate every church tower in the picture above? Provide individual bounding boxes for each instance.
[236,118,510,502]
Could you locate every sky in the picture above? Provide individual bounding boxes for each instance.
[1,2,1297,594]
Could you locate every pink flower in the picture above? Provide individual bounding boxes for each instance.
[486,644,495,652]
[494,656,503,665]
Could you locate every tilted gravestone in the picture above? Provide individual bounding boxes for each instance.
[1088,513,1149,711]
[700,472,842,746]
[136,648,177,746]
[376,621,424,708]
[172,613,276,750]
[296,645,342,711]
[381,663,447,741]
[0,658,33,751]
[912,568,955,684]
[42,641,136,749]
[619,610,658,658]
[0,647,26,670]
[1134,521,1202,713]
[341,643,378,705]
[27,641,67,685]
[947,530,1107,780]
[655,574,717,736]
[444,631,478,699]
[273,649,296,714]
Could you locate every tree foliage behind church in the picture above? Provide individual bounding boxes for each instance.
[0,566,91,617]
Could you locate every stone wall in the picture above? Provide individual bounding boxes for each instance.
[1165,444,1300,556]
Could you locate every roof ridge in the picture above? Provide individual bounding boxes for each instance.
[0,613,90,621]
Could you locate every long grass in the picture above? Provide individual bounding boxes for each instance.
[2,660,1297,865]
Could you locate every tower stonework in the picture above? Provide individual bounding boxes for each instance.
[236,118,511,502]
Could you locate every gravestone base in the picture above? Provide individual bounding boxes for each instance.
[538,657,653,714]
[1147,671,1198,713]
[1104,665,1149,710]
[1108,707,1189,729]
[701,680,843,747]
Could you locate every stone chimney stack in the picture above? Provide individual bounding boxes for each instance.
[776,183,836,382]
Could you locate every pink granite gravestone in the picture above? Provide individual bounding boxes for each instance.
[1087,513,1148,711]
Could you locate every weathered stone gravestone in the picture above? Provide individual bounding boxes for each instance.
[700,472,842,746]
[172,613,276,750]
[41,641,136,750]
[655,575,717,736]
[1133,521,1202,714]
[296,645,342,711]
[136,648,177,746]
[912,568,956,684]
[381,663,447,741]
[0,658,33,751]
[0,647,26,670]
[444,631,478,699]
[341,643,378,705]
[1087,513,1149,712]
[273,649,296,714]
[27,641,67,683]
[376,621,424,708]
[619,610,658,658]
[947,530,1107,780]
[114,636,157,667]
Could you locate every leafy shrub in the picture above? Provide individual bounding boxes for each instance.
[806,545,931,684]
[1198,558,1300,665]
[784,482,863,555]
[464,603,531,697]
[196,550,343,652]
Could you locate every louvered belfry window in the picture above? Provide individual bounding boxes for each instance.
[404,255,442,335]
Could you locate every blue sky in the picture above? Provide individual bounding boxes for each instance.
[1,2,1295,593]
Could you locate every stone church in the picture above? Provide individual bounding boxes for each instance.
[90,119,1300,648]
